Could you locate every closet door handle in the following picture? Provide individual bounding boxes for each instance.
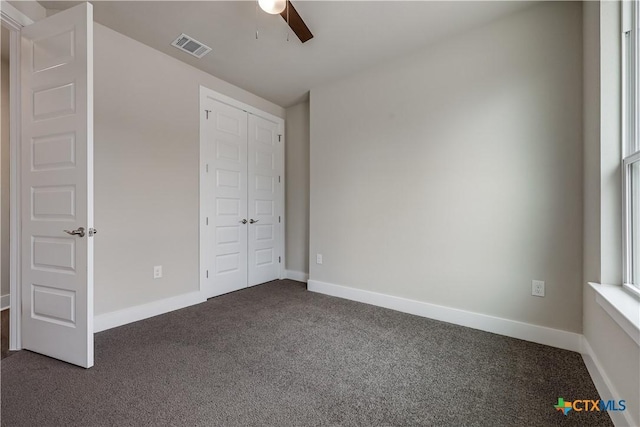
[240,219,248,224]
[249,219,259,224]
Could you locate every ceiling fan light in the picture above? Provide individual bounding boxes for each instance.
[258,0,286,15]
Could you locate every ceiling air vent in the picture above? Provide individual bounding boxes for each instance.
[171,33,212,59]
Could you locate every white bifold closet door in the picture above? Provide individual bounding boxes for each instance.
[205,98,281,297]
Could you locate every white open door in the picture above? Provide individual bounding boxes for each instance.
[20,3,94,368]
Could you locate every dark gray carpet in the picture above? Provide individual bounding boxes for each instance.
[1,280,612,426]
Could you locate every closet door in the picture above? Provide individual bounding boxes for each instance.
[247,114,280,287]
[206,99,248,296]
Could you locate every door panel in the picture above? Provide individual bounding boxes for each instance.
[205,99,248,297]
[247,114,280,287]
[21,2,93,368]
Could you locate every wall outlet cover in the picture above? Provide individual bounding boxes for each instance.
[532,280,545,297]
[154,265,163,279]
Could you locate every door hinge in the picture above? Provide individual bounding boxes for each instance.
[205,109,211,119]
[206,164,209,173]
[206,270,209,278]
[279,256,281,263]
[206,217,209,225]
[278,134,282,142]
[278,175,281,183]
[279,216,281,223]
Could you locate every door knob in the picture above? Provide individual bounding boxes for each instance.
[240,219,248,224]
[64,227,85,237]
[249,219,259,224]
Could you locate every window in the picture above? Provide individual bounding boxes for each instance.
[623,0,640,294]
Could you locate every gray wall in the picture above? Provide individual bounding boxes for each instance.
[309,2,584,333]
[94,24,284,315]
[582,2,639,425]
[285,101,310,276]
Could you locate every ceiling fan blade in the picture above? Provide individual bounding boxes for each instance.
[280,1,313,43]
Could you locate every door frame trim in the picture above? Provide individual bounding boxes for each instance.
[1,0,31,351]
[199,85,286,297]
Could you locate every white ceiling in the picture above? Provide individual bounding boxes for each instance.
[39,1,535,107]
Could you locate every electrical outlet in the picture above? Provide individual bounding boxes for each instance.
[154,265,162,279]
[532,280,545,297]
[316,254,323,265]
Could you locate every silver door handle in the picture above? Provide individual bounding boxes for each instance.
[64,227,85,237]
[240,219,248,224]
[249,219,259,224]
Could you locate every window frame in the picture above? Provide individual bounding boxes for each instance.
[622,0,640,294]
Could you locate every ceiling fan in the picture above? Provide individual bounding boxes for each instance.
[258,0,313,43]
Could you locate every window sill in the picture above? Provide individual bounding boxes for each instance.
[588,282,640,347]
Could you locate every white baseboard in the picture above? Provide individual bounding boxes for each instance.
[285,270,309,283]
[308,280,582,353]
[581,337,636,427]
[1,294,9,311]
[94,291,206,333]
